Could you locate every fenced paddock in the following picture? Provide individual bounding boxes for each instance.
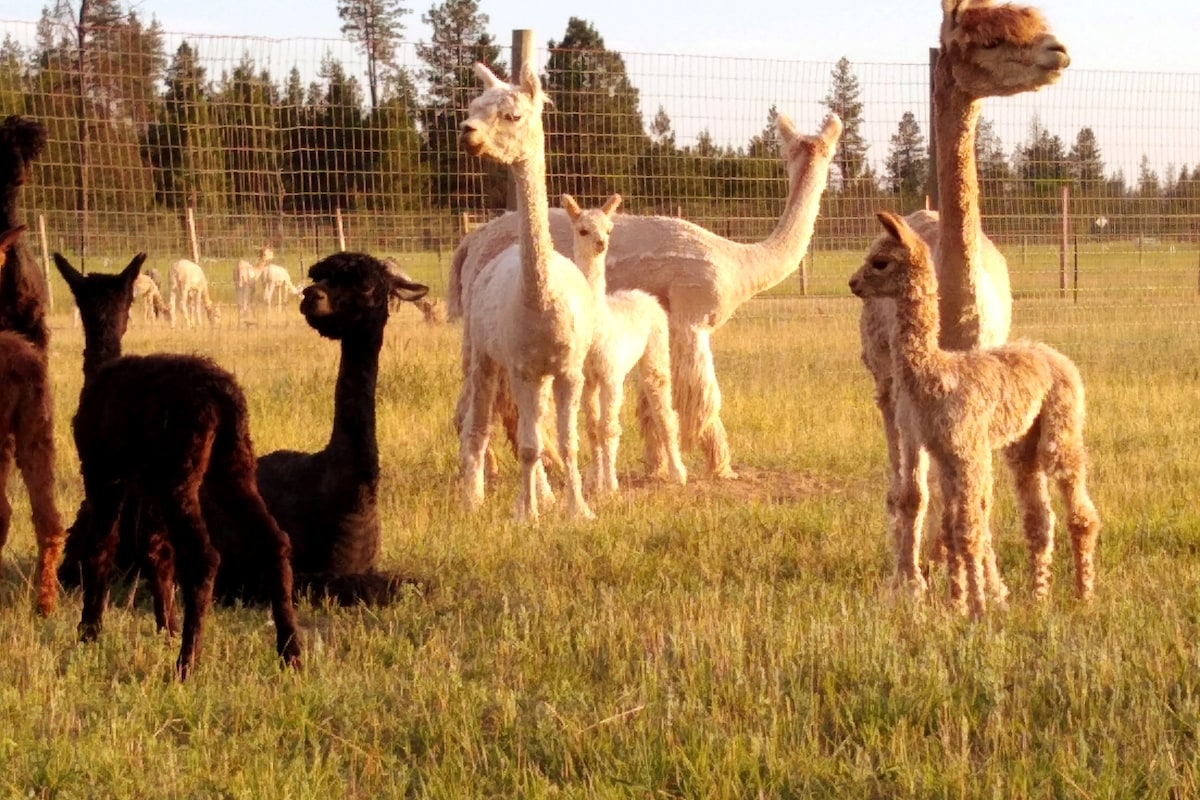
[1,19,1200,798]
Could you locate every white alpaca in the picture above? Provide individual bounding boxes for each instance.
[234,245,271,322]
[450,113,841,479]
[168,258,221,328]
[132,272,165,322]
[261,263,302,313]
[850,212,1100,618]
[562,193,686,494]
[456,62,596,522]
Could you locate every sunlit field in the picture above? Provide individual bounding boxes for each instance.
[2,242,1200,797]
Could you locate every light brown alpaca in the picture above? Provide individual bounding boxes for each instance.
[234,245,271,323]
[0,225,64,615]
[456,62,597,522]
[850,212,1099,619]
[859,0,1070,595]
[450,113,842,479]
[563,192,686,494]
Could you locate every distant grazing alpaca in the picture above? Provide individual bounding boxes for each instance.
[456,62,597,522]
[234,245,271,323]
[54,251,301,678]
[0,225,64,616]
[859,0,1069,597]
[133,272,166,321]
[849,212,1100,619]
[382,258,445,323]
[449,112,841,479]
[0,115,51,354]
[562,193,686,493]
[168,258,221,328]
[207,251,430,605]
[260,262,302,313]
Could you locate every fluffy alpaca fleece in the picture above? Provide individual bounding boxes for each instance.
[206,251,430,605]
[450,113,841,479]
[858,0,1070,597]
[54,251,301,679]
[0,226,63,615]
[261,263,302,313]
[0,115,50,354]
[168,258,221,327]
[455,62,597,522]
[234,246,271,323]
[849,212,1100,619]
[562,193,686,493]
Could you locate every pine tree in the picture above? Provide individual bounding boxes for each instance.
[821,57,867,183]
[884,110,927,205]
[1068,126,1105,185]
[337,0,409,110]
[415,0,507,211]
[543,17,650,206]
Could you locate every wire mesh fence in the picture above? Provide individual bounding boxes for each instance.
[1,18,1198,357]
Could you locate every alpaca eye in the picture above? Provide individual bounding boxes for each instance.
[980,39,1003,49]
[503,112,521,122]
[579,229,589,237]
[871,260,888,271]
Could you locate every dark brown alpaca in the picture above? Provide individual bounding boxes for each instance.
[53,251,302,679]
[0,225,64,615]
[0,116,50,354]
[209,251,429,605]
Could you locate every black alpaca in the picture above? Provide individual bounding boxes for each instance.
[0,116,50,353]
[53,252,302,679]
[209,251,428,604]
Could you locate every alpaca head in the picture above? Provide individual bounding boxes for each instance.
[562,193,622,260]
[459,62,547,166]
[0,116,47,192]
[300,251,429,341]
[848,212,935,300]
[260,244,274,263]
[778,113,844,189]
[53,250,147,345]
[940,0,1070,97]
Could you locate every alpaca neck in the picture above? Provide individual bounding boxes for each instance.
[735,149,828,305]
[0,188,19,229]
[933,53,985,350]
[326,327,382,484]
[890,269,952,402]
[511,138,556,312]
[575,247,607,305]
[80,322,122,385]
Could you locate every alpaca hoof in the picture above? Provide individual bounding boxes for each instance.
[712,466,738,480]
[78,621,102,642]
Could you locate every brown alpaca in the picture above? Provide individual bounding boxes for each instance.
[849,212,1100,619]
[859,0,1070,596]
[0,116,51,354]
[54,251,302,679]
[0,225,64,615]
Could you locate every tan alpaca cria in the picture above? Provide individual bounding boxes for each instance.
[562,193,686,494]
[450,113,842,479]
[850,212,1099,619]
[168,258,221,328]
[456,62,597,522]
[858,0,1070,598]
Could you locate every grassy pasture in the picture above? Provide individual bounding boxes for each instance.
[1,244,1200,797]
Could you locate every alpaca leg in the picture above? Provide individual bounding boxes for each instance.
[458,354,499,510]
[671,325,735,479]
[942,453,991,619]
[597,378,623,494]
[1056,454,1101,600]
[1006,438,1055,600]
[144,527,178,636]
[510,375,550,522]
[638,354,687,485]
[891,434,929,596]
[77,483,124,643]
[875,376,902,525]
[14,412,65,616]
[582,378,603,492]
[0,437,13,557]
[163,491,220,680]
[636,386,668,478]
[551,370,594,520]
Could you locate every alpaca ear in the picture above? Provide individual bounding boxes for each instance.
[602,193,623,217]
[389,274,430,304]
[0,224,27,253]
[473,62,505,89]
[52,252,85,289]
[561,193,582,220]
[119,252,148,286]
[776,114,797,144]
[876,211,909,243]
[518,61,541,100]
[819,114,843,147]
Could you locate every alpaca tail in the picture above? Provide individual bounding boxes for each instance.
[299,569,429,606]
[447,235,468,320]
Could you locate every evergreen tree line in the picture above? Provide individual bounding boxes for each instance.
[1,1,1197,257]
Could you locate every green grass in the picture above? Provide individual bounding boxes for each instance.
[3,251,1200,797]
